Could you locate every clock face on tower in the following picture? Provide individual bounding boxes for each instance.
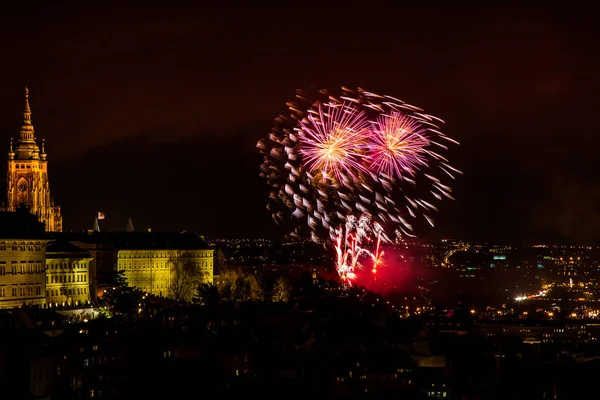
[18,183,27,192]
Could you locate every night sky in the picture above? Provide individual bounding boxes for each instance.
[0,1,598,244]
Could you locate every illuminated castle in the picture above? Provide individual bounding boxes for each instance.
[5,88,62,232]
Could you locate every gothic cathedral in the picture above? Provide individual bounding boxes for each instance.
[6,88,62,232]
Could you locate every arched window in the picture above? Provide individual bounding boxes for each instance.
[16,178,29,205]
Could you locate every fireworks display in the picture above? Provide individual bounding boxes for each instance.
[258,87,461,286]
[333,214,385,285]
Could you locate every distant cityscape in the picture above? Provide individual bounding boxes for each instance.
[3,231,599,398]
[0,80,597,399]
[211,236,600,318]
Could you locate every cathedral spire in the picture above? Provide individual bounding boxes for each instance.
[8,138,14,160]
[20,87,35,142]
[40,139,47,160]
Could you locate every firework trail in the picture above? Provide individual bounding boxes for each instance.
[299,101,369,183]
[333,214,386,287]
[258,87,461,285]
[369,111,430,179]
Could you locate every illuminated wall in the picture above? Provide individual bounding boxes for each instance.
[45,243,92,306]
[0,239,48,308]
[117,249,214,301]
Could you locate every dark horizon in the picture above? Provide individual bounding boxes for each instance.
[0,1,598,244]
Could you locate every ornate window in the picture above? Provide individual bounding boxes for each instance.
[16,178,29,205]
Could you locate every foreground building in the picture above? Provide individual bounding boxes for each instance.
[45,239,92,307]
[5,88,62,232]
[0,205,49,308]
[0,206,93,309]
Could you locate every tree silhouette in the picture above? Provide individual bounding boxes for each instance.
[271,276,290,302]
[195,282,220,306]
[97,269,128,288]
[215,266,290,303]
[169,251,204,301]
[215,266,260,302]
[253,269,275,303]
[252,269,291,303]
[97,270,142,317]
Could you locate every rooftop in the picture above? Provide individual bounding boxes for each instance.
[0,204,48,239]
[46,239,91,258]
[56,231,212,250]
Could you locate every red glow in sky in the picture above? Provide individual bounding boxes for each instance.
[0,2,596,243]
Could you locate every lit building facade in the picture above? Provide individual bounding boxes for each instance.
[60,231,215,302]
[0,205,49,309]
[46,240,92,306]
[67,241,117,301]
[5,88,62,232]
[117,247,214,301]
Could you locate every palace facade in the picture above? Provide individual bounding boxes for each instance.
[0,206,95,309]
[5,88,62,232]
[113,233,214,301]
[0,205,49,308]
[117,247,214,301]
[66,231,214,302]
[46,239,92,307]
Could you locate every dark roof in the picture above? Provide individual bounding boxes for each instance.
[54,231,212,251]
[46,239,91,258]
[0,204,47,239]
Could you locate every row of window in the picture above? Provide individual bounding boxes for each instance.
[0,285,42,298]
[121,262,170,269]
[136,282,170,290]
[48,262,87,270]
[426,392,447,399]
[120,261,212,269]
[127,274,212,288]
[339,372,407,382]
[83,356,105,367]
[48,273,87,284]
[119,252,212,259]
[47,287,88,297]
[0,264,43,275]
[0,245,43,251]
[13,163,43,169]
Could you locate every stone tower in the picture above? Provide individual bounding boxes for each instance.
[6,88,62,232]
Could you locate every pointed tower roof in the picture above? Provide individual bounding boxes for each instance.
[126,217,134,233]
[21,87,34,142]
[40,138,47,161]
[93,218,100,233]
[7,138,15,160]
[14,87,41,160]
